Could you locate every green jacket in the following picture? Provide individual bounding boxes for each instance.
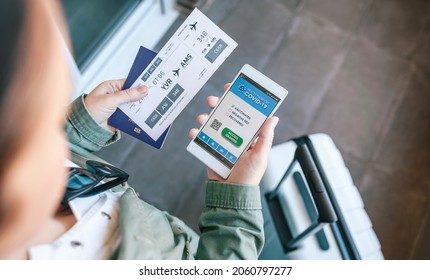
[65,95,264,259]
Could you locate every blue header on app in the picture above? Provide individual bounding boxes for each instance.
[230,76,278,116]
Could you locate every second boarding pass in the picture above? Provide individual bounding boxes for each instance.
[118,8,238,141]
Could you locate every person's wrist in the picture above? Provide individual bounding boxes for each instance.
[82,94,100,122]
[206,180,259,188]
[224,171,261,185]
[226,177,260,186]
[82,95,116,133]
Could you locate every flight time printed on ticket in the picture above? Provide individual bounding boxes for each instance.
[119,8,238,141]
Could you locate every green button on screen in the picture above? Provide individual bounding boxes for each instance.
[221,128,243,147]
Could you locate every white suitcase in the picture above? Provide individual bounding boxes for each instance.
[259,134,384,260]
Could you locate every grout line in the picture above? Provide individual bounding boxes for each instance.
[260,0,323,72]
[358,0,430,61]
[354,0,376,39]
[199,0,215,14]
[413,62,430,88]
[259,33,287,71]
[303,34,353,132]
[368,65,414,163]
[260,3,301,72]
[296,0,306,12]
[350,0,415,168]
[405,25,427,61]
[408,202,430,259]
[409,16,430,80]
[359,58,415,189]
[306,0,399,189]
[355,64,412,189]
[405,5,430,60]
[301,0,376,133]
[208,0,244,26]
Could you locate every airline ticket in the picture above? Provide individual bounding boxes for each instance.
[118,8,238,141]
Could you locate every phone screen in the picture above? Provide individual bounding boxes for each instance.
[193,73,281,169]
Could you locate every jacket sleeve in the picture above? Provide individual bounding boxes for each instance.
[196,181,265,260]
[65,95,121,153]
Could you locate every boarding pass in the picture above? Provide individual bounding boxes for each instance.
[118,8,238,141]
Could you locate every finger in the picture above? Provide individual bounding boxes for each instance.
[197,113,209,125]
[94,79,126,95]
[106,79,126,93]
[223,83,231,92]
[110,85,148,106]
[251,117,279,157]
[189,128,199,138]
[249,137,258,149]
[204,83,230,109]
[206,96,220,108]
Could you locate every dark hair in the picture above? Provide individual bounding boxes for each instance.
[0,0,27,181]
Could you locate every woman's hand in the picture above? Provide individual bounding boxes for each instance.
[189,84,279,186]
[84,79,148,132]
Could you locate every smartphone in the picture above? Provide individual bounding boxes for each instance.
[187,64,288,179]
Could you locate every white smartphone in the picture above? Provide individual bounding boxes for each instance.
[187,64,288,179]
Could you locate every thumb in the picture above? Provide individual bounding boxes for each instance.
[251,117,279,158]
[110,85,148,106]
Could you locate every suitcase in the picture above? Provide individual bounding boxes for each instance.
[259,134,384,260]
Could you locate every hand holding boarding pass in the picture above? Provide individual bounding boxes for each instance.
[116,8,238,142]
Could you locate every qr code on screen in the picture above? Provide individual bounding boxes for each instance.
[210,119,222,131]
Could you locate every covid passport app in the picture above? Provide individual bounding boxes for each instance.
[194,73,281,169]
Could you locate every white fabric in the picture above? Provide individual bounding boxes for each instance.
[29,190,123,260]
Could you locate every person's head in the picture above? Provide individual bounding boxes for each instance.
[0,0,72,258]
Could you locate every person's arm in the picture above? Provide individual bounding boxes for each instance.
[65,94,119,152]
[196,181,264,259]
[189,91,279,259]
[65,80,147,153]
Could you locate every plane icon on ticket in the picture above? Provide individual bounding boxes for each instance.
[189,22,197,31]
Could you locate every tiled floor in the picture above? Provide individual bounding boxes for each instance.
[94,0,430,259]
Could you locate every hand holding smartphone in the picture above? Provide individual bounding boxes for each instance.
[187,64,288,180]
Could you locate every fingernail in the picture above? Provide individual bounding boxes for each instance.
[272,117,279,128]
[138,85,148,94]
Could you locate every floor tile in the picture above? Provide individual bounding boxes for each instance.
[372,69,430,179]
[410,203,430,259]
[264,13,348,136]
[94,132,137,166]
[202,0,243,25]
[303,0,371,33]
[343,152,367,188]
[412,20,430,78]
[275,0,304,12]
[360,165,428,259]
[209,0,293,87]
[359,0,430,57]
[308,37,411,160]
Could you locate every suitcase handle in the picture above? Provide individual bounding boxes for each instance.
[266,144,337,251]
